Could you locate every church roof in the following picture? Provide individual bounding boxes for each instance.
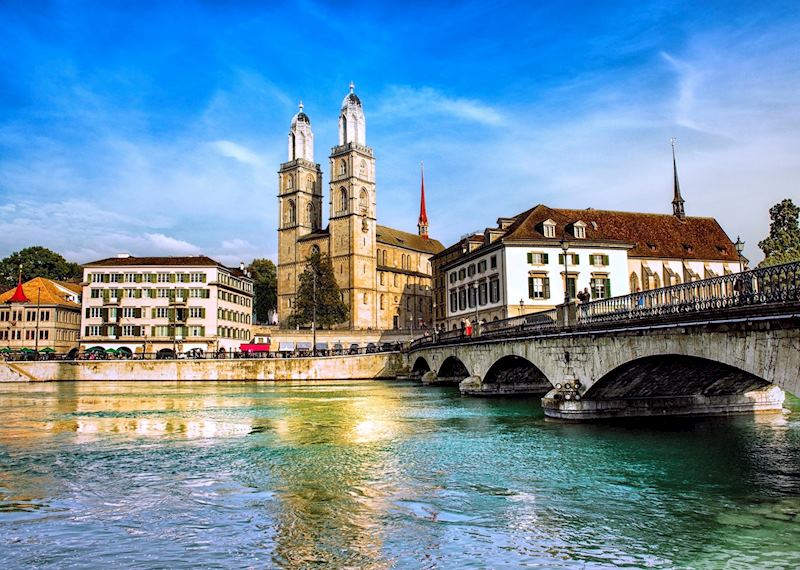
[1,277,81,307]
[376,225,444,254]
[297,229,330,242]
[502,205,737,261]
[342,82,362,109]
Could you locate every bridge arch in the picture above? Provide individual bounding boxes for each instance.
[584,354,771,400]
[438,356,470,382]
[411,357,431,378]
[482,355,553,394]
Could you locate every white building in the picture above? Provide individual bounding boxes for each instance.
[436,204,741,330]
[80,255,253,356]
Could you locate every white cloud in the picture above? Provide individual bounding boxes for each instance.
[212,140,266,167]
[142,233,201,255]
[375,86,506,126]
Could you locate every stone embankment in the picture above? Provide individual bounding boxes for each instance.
[0,353,405,382]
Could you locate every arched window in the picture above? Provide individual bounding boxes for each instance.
[393,274,398,287]
[629,272,639,292]
[339,160,347,176]
[286,175,293,189]
[379,272,384,285]
[339,188,348,212]
[306,203,313,225]
[306,175,314,191]
[287,200,296,224]
[359,188,368,212]
[380,294,385,309]
[359,160,367,178]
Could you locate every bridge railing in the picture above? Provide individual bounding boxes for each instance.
[410,308,558,349]
[577,260,800,325]
[411,261,800,350]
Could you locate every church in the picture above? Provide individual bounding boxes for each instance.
[277,83,444,330]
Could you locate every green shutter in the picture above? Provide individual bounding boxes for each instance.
[151,308,156,319]
[135,274,142,283]
[528,277,534,298]
[574,254,580,264]
[543,253,549,263]
[543,277,551,298]
[527,252,533,264]
[103,274,109,283]
[85,308,90,318]
[603,254,609,265]
[605,279,611,298]
[558,254,564,265]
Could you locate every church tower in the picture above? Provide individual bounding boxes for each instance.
[277,102,324,325]
[328,83,377,329]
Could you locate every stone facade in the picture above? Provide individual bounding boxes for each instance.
[0,277,82,353]
[81,255,253,354]
[277,85,443,330]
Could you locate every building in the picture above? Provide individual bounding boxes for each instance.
[433,145,741,329]
[0,277,82,353]
[80,255,253,355]
[277,84,444,330]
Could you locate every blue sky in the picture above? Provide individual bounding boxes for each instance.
[1,0,799,265]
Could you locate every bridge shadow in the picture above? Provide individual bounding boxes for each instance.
[482,355,553,395]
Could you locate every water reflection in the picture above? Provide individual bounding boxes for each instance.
[0,382,798,568]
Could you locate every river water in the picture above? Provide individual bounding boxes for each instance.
[0,380,798,569]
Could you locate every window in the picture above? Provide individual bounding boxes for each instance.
[458,269,466,280]
[564,276,577,300]
[155,307,169,318]
[590,276,611,299]
[477,260,487,273]
[0,311,6,322]
[468,286,476,308]
[458,289,467,311]
[528,275,550,299]
[190,273,206,283]
[85,325,102,336]
[449,273,457,284]
[543,220,556,238]
[91,273,103,283]
[286,174,293,189]
[630,272,640,292]
[558,253,580,265]
[109,273,121,283]
[489,279,500,303]
[393,274,398,287]
[339,160,347,176]
[339,188,348,212]
[359,160,367,178]
[90,289,101,298]
[490,256,497,269]
[122,325,138,337]
[287,199,296,224]
[39,310,50,321]
[363,293,368,305]
[380,294,385,310]
[467,264,476,277]
[359,188,368,211]
[157,288,170,298]
[450,291,458,313]
[124,273,136,282]
[189,307,204,318]
[478,282,488,305]
[527,252,549,264]
[122,307,138,318]
[590,254,609,266]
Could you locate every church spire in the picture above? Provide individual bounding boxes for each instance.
[8,265,29,304]
[418,161,429,239]
[671,137,685,220]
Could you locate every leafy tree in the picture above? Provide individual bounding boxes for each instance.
[287,251,347,328]
[758,199,800,267]
[246,258,277,324]
[0,246,82,289]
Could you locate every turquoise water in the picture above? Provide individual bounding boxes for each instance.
[0,381,799,568]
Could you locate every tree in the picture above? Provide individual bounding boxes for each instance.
[0,246,82,289]
[247,258,277,324]
[288,251,348,328]
[758,199,800,267]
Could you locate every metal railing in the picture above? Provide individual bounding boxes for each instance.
[410,261,800,350]
[578,261,800,325]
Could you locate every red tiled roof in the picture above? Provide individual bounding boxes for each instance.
[377,225,444,254]
[502,205,736,261]
[1,277,81,307]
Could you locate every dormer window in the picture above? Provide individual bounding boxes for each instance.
[573,220,587,239]
[542,219,556,238]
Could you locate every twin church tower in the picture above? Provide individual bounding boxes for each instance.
[277,83,444,330]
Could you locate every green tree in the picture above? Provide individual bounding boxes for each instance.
[758,199,800,267]
[0,246,82,289]
[246,258,277,324]
[288,251,347,328]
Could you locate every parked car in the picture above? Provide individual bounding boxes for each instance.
[366,342,378,353]
[348,343,360,355]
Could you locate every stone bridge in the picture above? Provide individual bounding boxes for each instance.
[409,262,800,420]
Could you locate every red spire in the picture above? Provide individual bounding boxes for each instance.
[418,161,429,239]
[8,267,29,304]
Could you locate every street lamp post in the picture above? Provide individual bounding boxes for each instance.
[519,298,524,317]
[311,270,317,357]
[734,236,745,273]
[560,237,570,303]
[34,287,41,356]
[472,283,479,334]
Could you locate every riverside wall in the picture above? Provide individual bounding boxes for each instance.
[0,353,406,383]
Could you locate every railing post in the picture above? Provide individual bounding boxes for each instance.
[557,300,577,328]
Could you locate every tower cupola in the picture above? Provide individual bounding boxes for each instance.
[288,101,314,162]
[338,82,366,145]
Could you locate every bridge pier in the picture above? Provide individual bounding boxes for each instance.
[459,375,552,396]
[541,385,786,420]
[420,371,462,387]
